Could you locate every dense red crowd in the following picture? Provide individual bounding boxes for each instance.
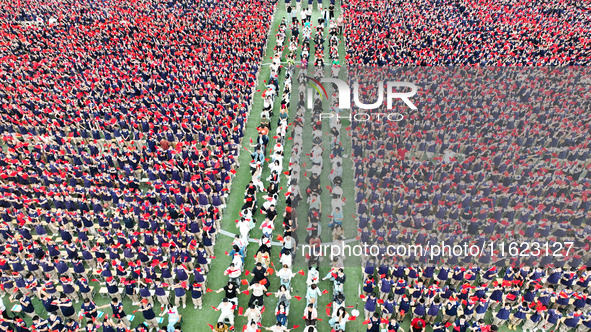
[342,0,591,65]
[349,67,591,331]
[0,0,276,331]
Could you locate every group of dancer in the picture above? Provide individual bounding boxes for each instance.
[342,0,590,65]
[348,67,591,331]
[0,0,279,331]
[1,0,590,331]
[210,2,343,331]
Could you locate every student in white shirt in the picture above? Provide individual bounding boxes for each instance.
[243,304,262,324]
[215,298,234,325]
[236,218,251,243]
[277,265,296,289]
[264,322,291,332]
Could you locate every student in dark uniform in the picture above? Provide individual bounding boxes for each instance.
[153,279,169,309]
[452,316,470,332]
[65,319,80,332]
[173,279,188,309]
[13,294,35,319]
[80,298,98,322]
[386,318,401,332]
[47,313,64,332]
[366,312,380,332]
[138,282,154,306]
[493,303,511,327]
[57,294,77,321]
[363,293,378,321]
[13,318,29,332]
[137,299,159,331]
[508,302,529,330]
[189,282,203,310]
[431,322,448,332]
[31,316,48,332]
[426,298,441,324]
[100,318,115,332]
[560,309,583,332]
[40,292,60,317]
[98,298,130,328]
[84,321,97,332]
[442,298,459,324]
[105,277,121,303]
[397,295,410,322]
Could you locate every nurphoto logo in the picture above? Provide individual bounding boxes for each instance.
[307,77,418,122]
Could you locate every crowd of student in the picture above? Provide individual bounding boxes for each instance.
[208,10,297,331]
[358,261,591,332]
[210,1,354,330]
[291,56,350,332]
[342,0,590,65]
[285,1,365,331]
[347,66,591,331]
[0,0,278,331]
[350,68,591,266]
[1,0,590,331]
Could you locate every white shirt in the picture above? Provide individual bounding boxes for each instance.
[277,268,294,282]
[279,254,292,267]
[269,161,283,174]
[307,269,320,285]
[310,145,323,157]
[225,266,241,279]
[249,284,266,297]
[232,238,246,250]
[309,164,322,176]
[332,311,350,324]
[331,186,343,197]
[231,256,243,270]
[261,220,274,234]
[241,209,253,222]
[273,143,284,154]
[217,302,234,316]
[244,308,261,324]
[244,325,258,332]
[237,220,251,237]
[331,156,343,168]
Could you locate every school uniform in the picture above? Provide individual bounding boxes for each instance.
[509,304,528,327]
[382,299,395,318]
[493,306,511,327]
[443,301,459,323]
[154,282,169,307]
[522,311,542,331]
[189,283,203,308]
[426,302,441,324]
[395,295,410,321]
[560,312,581,332]
[111,301,131,328]
[20,296,36,318]
[364,297,377,320]
[577,314,591,332]
[174,282,187,307]
[81,301,97,320]
[141,303,159,330]
[453,319,470,332]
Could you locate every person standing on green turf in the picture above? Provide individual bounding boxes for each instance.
[137,299,159,332]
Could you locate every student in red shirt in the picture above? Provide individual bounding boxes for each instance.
[410,317,426,332]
